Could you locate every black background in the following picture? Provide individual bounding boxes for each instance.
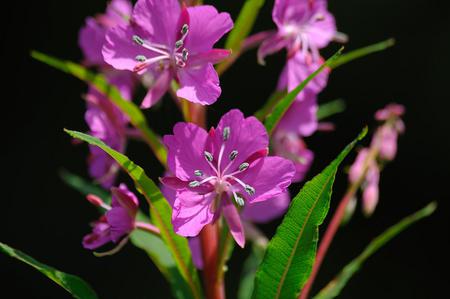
[1,0,449,298]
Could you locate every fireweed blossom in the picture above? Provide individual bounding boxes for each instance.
[258,0,344,135]
[85,88,129,188]
[79,0,136,100]
[348,103,405,216]
[83,184,159,255]
[161,110,296,247]
[102,0,233,108]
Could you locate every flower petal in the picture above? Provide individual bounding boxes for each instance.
[242,191,291,223]
[82,221,112,250]
[132,0,180,46]
[141,70,171,108]
[177,64,221,105]
[189,49,231,67]
[257,32,287,65]
[185,5,233,54]
[172,191,216,237]
[103,24,144,72]
[213,109,269,170]
[277,91,318,137]
[239,156,295,203]
[164,122,211,181]
[222,199,245,248]
[188,237,204,269]
[79,18,106,66]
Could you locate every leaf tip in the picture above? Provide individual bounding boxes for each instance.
[357,126,368,141]
[424,201,438,216]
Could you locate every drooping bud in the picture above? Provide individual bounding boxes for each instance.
[229,150,238,161]
[223,127,231,141]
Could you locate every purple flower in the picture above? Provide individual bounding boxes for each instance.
[348,148,380,217]
[258,0,337,65]
[272,130,314,182]
[83,184,139,251]
[79,0,133,66]
[78,0,136,101]
[102,0,233,108]
[161,110,296,247]
[85,88,128,188]
[373,103,405,161]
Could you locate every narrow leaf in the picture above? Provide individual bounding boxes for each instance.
[317,99,346,121]
[64,129,203,299]
[252,128,367,299]
[31,51,167,167]
[264,48,343,136]
[217,0,265,75]
[329,39,395,69]
[313,202,437,299]
[59,169,110,201]
[225,0,265,52]
[0,242,98,299]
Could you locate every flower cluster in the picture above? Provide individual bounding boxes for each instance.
[161,110,296,247]
[348,103,405,216]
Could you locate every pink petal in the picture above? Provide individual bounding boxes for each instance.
[213,109,269,169]
[257,33,287,65]
[106,207,135,242]
[79,18,106,66]
[102,24,144,72]
[111,184,139,216]
[277,91,318,137]
[348,149,369,184]
[286,52,329,95]
[222,199,245,248]
[82,221,112,250]
[188,237,204,269]
[172,192,216,237]
[185,5,233,54]
[242,191,291,223]
[164,122,211,181]
[177,64,221,105]
[141,70,171,108]
[239,156,296,203]
[189,49,231,67]
[132,0,181,46]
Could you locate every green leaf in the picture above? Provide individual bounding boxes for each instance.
[252,128,367,299]
[317,99,346,121]
[313,202,437,299]
[254,91,286,121]
[264,48,343,136]
[59,169,110,202]
[59,170,193,299]
[31,51,167,167]
[131,214,196,299]
[0,242,98,299]
[329,39,395,69]
[238,244,266,299]
[225,0,265,52]
[217,0,265,75]
[64,129,203,299]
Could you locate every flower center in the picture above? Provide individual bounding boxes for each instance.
[188,127,255,207]
[132,24,190,73]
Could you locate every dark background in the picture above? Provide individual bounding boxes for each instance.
[1,0,449,298]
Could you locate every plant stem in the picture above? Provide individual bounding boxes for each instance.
[299,146,379,299]
[200,222,225,299]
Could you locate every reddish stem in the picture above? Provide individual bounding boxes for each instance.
[200,222,225,299]
[299,146,379,299]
